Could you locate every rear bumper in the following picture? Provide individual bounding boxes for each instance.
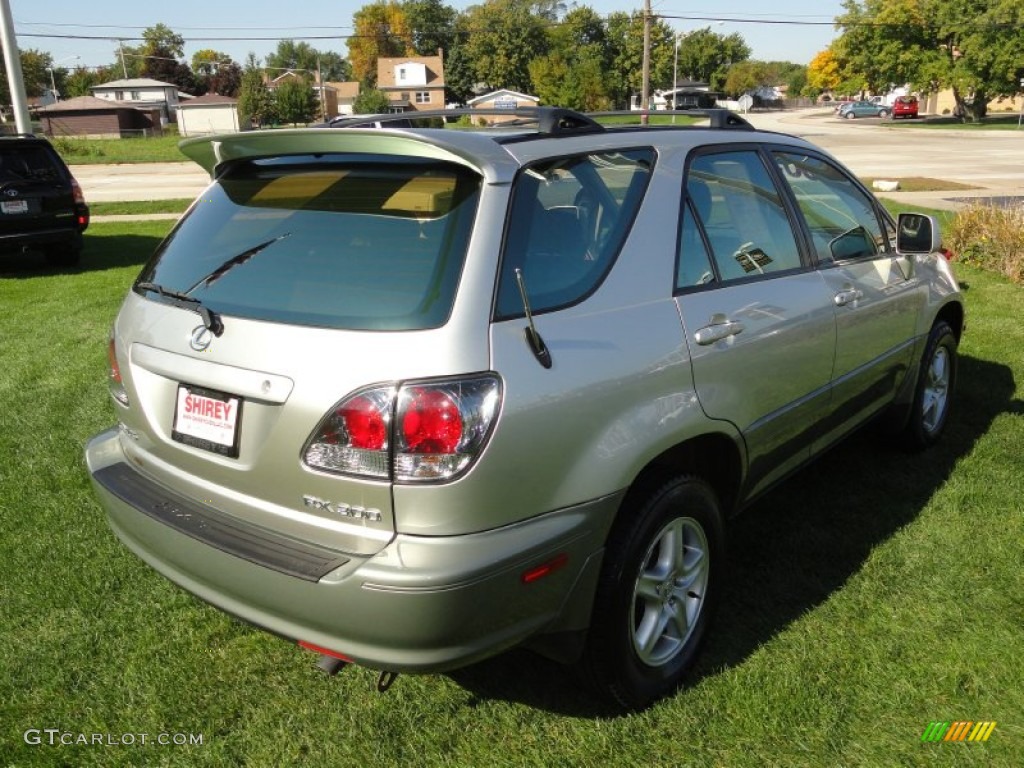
[85,428,618,672]
[0,226,82,251]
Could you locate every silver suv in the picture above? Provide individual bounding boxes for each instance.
[86,108,963,710]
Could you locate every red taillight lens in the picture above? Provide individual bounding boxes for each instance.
[401,388,462,454]
[304,376,501,482]
[341,394,388,450]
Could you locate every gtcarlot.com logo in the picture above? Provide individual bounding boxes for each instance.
[921,721,997,742]
[24,729,204,747]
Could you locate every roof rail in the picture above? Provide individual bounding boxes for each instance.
[586,108,755,130]
[321,106,605,135]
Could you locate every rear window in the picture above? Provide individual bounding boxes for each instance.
[0,145,64,183]
[136,154,481,331]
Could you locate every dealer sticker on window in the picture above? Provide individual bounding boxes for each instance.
[172,385,242,457]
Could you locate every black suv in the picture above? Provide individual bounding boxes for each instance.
[0,135,89,266]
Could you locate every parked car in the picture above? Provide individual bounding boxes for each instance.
[86,107,963,710]
[838,100,892,119]
[0,135,89,265]
[893,96,920,119]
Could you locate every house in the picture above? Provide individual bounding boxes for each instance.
[467,89,540,124]
[91,78,180,124]
[176,94,245,137]
[327,81,360,117]
[635,81,718,111]
[36,95,162,138]
[376,53,445,112]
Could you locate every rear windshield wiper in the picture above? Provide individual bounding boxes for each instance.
[135,282,225,337]
[184,233,291,293]
[135,234,290,337]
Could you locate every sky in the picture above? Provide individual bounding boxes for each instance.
[13,1,848,74]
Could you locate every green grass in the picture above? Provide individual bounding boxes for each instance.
[89,199,193,216]
[895,114,1024,130]
[1,224,1021,765]
[51,134,188,165]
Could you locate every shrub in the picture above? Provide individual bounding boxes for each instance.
[947,202,1024,284]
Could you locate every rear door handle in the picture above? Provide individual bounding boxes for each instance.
[834,288,864,307]
[694,315,745,346]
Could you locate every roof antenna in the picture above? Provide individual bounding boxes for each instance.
[514,268,552,369]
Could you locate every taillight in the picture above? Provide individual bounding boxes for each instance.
[108,336,129,406]
[71,178,89,230]
[304,375,502,482]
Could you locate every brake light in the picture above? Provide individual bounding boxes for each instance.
[304,375,502,482]
[108,336,129,406]
[71,178,89,230]
[400,388,462,454]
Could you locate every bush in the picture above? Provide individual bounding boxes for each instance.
[947,202,1024,284]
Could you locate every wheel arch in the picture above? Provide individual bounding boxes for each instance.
[619,432,745,526]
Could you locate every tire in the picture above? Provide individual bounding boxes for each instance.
[579,475,724,710]
[845,111,856,119]
[903,321,957,449]
[879,109,891,118]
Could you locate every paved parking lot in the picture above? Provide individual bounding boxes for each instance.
[745,109,1024,210]
[74,110,1024,211]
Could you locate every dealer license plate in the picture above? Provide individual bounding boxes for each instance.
[172,385,242,457]
[1,200,28,214]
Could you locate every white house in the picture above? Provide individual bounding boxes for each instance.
[91,78,180,123]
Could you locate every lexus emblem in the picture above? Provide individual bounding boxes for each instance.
[189,325,213,351]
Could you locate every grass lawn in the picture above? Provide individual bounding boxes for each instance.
[1,222,1021,766]
[51,134,189,165]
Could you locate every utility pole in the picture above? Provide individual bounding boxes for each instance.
[118,40,128,78]
[0,0,31,132]
[641,0,651,125]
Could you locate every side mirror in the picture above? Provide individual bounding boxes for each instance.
[896,213,942,254]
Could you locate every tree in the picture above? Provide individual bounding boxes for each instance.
[604,11,676,108]
[806,48,843,95]
[237,57,276,127]
[674,28,751,91]
[460,0,549,94]
[353,88,392,114]
[191,50,243,97]
[836,0,1024,121]
[274,77,318,124]
[349,2,414,86]
[402,0,457,56]
[443,39,475,104]
[64,66,105,99]
[529,6,612,109]
[266,40,351,82]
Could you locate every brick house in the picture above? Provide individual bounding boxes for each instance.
[376,54,445,112]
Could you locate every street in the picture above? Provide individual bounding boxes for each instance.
[72,110,1024,211]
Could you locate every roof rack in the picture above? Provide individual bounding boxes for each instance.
[322,106,605,135]
[586,108,755,130]
[318,105,753,135]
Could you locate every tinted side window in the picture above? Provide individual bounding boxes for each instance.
[676,203,716,290]
[687,151,802,282]
[773,152,886,263]
[495,149,654,318]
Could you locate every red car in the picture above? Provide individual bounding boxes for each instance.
[893,97,919,119]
